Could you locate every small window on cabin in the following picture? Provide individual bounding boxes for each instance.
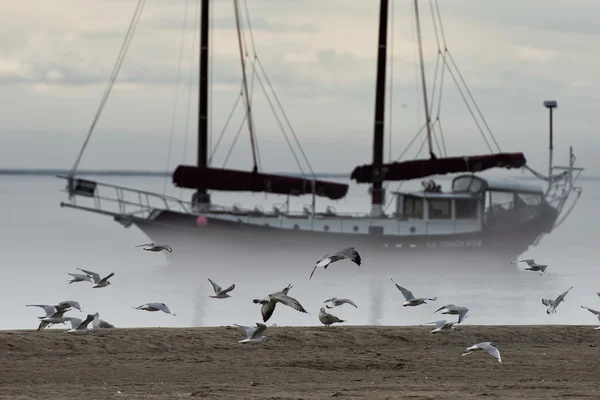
[403,196,423,219]
[427,199,451,219]
[455,198,478,219]
[515,193,542,207]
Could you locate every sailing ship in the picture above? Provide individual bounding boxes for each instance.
[59,0,583,261]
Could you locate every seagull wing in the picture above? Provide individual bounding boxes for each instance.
[260,301,276,322]
[433,304,454,314]
[541,298,553,306]
[208,278,222,294]
[64,317,83,329]
[251,322,267,339]
[390,279,415,301]
[272,293,309,314]
[335,247,362,266]
[339,298,358,308]
[233,324,256,339]
[315,254,332,269]
[26,304,57,317]
[98,272,115,285]
[555,286,573,303]
[309,265,319,280]
[480,342,502,362]
[428,320,447,329]
[456,307,469,324]
[221,283,235,294]
[77,268,101,283]
[98,319,115,328]
[581,306,600,316]
[135,243,154,247]
[76,314,95,330]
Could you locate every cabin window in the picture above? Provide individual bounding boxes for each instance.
[403,196,423,219]
[455,198,478,219]
[427,199,451,219]
[487,191,514,211]
[515,193,542,207]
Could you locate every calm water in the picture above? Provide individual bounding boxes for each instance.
[0,175,598,330]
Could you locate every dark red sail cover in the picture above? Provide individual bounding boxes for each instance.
[350,152,527,183]
[173,166,349,200]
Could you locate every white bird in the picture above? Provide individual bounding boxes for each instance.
[324,297,358,309]
[433,304,470,324]
[390,278,437,306]
[67,314,95,335]
[318,307,346,327]
[461,342,502,363]
[542,286,573,314]
[26,304,58,319]
[38,309,72,331]
[208,278,235,299]
[133,302,176,316]
[511,259,548,275]
[76,268,115,288]
[233,322,270,343]
[66,273,93,284]
[135,243,172,253]
[63,317,83,330]
[55,300,82,311]
[310,247,361,280]
[580,306,600,329]
[428,319,459,334]
[92,312,115,329]
[252,290,309,323]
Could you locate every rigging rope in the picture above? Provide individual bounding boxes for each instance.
[68,0,146,178]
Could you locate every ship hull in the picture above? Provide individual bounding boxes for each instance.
[121,206,558,264]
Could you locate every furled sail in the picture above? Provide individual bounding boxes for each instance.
[173,166,349,200]
[350,152,527,183]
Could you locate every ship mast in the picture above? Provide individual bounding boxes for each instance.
[370,0,389,218]
[194,0,211,208]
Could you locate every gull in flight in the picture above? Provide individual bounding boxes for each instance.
[133,302,176,316]
[428,319,459,334]
[233,322,270,343]
[542,286,573,314]
[67,272,93,284]
[461,342,502,363]
[77,268,115,288]
[38,309,72,331]
[324,297,358,309]
[318,307,346,327]
[433,304,470,324]
[67,314,95,335]
[390,278,437,306]
[310,247,361,280]
[580,306,600,329]
[511,259,548,275]
[208,278,235,299]
[92,313,115,330]
[135,243,173,253]
[252,288,308,323]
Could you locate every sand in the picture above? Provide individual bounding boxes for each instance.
[0,325,598,399]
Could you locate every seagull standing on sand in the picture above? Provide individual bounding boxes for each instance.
[76,268,115,288]
[511,259,548,275]
[318,307,346,327]
[309,247,361,280]
[67,314,95,335]
[433,304,470,324]
[92,313,115,329]
[390,278,437,306]
[233,322,270,343]
[135,243,172,253]
[428,320,459,334]
[461,342,502,363]
[133,302,176,316]
[324,297,358,309]
[542,286,573,314]
[208,278,235,298]
[67,273,93,284]
[252,289,309,323]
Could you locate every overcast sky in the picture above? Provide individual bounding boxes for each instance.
[2,0,599,175]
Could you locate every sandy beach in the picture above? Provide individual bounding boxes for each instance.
[0,325,598,399]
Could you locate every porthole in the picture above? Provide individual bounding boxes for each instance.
[293,224,300,230]
[353,226,359,232]
[323,225,329,231]
[410,226,416,233]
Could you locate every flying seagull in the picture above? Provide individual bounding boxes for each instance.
[310,247,361,280]
[76,268,115,288]
[428,319,459,334]
[67,273,93,284]
[433,304,470,324]
[511,259,548,275]
[38,308,72,331]
[318,307,346,327]
[542,286,573,314]
[580,306,600,329]
[390,278,437,306]
[133,302,176,315]
[324,297,358,309]
[135,243,172,253]
[252,289,309,323]
[461,342,502,363]
[92,313,115,330]
[67,314,95,335]
[208,278,235,299]
[233,322,270,343]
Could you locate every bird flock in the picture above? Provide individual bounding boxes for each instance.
[26,243,600,363]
